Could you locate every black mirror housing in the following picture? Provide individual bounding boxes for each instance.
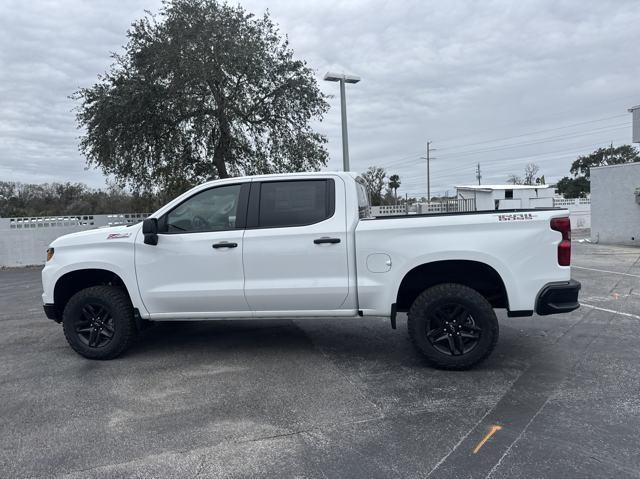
[142,218,158,245]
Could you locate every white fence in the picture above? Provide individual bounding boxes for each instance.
[552,198,591,230]
[0,213,149,267]
[417,198,477,214]
[552,197,591,207]
[370,205,412,216]
[371,199,476,217]
[1,213,149,230]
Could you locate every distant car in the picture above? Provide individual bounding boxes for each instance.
[41,172,580,369]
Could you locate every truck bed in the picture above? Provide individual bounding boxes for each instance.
[366,207,563,220]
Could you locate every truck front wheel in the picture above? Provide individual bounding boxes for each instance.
[62,285,136,360]
[407,283,499,370]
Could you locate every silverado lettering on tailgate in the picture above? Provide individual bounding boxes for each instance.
[497,213,536,222]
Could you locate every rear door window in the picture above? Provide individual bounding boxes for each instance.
[258,180,334,228]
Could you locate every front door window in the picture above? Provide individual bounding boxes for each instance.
[163,184,242,233]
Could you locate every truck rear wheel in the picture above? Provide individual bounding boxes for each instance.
[407,283,498,370]
[62,285,135,360]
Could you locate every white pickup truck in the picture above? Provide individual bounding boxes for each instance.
[42,172,580,369]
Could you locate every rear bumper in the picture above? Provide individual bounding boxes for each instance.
[535,280,581,315]
[43,304,61,323]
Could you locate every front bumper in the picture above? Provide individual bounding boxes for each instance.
[535,280,581,315]
[43,304,61,323]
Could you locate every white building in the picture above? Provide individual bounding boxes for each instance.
[455,184,554,210]
[591,162,640,245]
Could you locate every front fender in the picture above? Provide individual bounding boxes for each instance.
[41,239,149,317]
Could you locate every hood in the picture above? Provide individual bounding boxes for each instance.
[50,223,141,248]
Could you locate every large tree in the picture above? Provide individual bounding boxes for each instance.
[555,176,590,198]
[557,144,640,198]
[569,144,640,180]
[507,163,541,185]
[74,0,329,195]
[361,166,387,206]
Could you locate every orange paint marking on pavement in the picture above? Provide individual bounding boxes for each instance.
[473,425,502,454]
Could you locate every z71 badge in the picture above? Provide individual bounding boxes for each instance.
[107,233,132,239]
[497,213,536,222]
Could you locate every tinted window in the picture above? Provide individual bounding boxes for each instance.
[163,184,241,233]
[259,180,332,228]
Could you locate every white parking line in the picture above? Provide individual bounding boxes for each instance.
[572,265,640,278]
[581,303,640,320]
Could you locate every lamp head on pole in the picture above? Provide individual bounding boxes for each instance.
[324,72,361,84]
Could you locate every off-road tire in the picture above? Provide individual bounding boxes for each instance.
[407,283,499,370]
[62,285,135,360]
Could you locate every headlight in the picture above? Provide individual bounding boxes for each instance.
[46,248,55,262]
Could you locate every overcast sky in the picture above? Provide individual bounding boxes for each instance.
[1,0,638,197]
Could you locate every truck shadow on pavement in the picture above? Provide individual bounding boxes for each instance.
[124,316,543,374]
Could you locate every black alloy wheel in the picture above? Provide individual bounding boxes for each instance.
[407,283,499,370]
[62,285,136,359]
[425,303,482,356]
[74,303,116,348]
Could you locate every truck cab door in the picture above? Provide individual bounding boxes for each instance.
[242,178,351,314]
[135,182,251,318]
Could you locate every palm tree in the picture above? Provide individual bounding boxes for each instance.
[388,174,401,205]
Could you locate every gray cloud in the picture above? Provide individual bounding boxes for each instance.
[1,0,639,197]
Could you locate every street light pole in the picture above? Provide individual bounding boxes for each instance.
[338,79,350,171]
[426,141,431,201]
[324,72,361,172]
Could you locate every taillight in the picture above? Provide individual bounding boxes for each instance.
[550,217,571,266]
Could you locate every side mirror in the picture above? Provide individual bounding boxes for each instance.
[142,218,158,245]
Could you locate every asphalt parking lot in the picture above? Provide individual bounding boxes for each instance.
[1,240,640,478]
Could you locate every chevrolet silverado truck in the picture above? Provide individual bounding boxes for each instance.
[41,172,580,369]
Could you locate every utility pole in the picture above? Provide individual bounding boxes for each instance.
[610,141,614,162]
[630,104,640,143]
[476,162,482,185]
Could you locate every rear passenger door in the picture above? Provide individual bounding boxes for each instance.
[242,178,350,314]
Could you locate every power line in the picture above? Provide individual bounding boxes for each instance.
[376,96,638,195]
[435,123,631,161]
[383,110,634,170]
[434,93,640,145]
[436,144,628,179]
[436,114,629,152]
[398,137,630,188]
[429,143,624,179]
[389,152,423,164]
[385,122,630,170]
